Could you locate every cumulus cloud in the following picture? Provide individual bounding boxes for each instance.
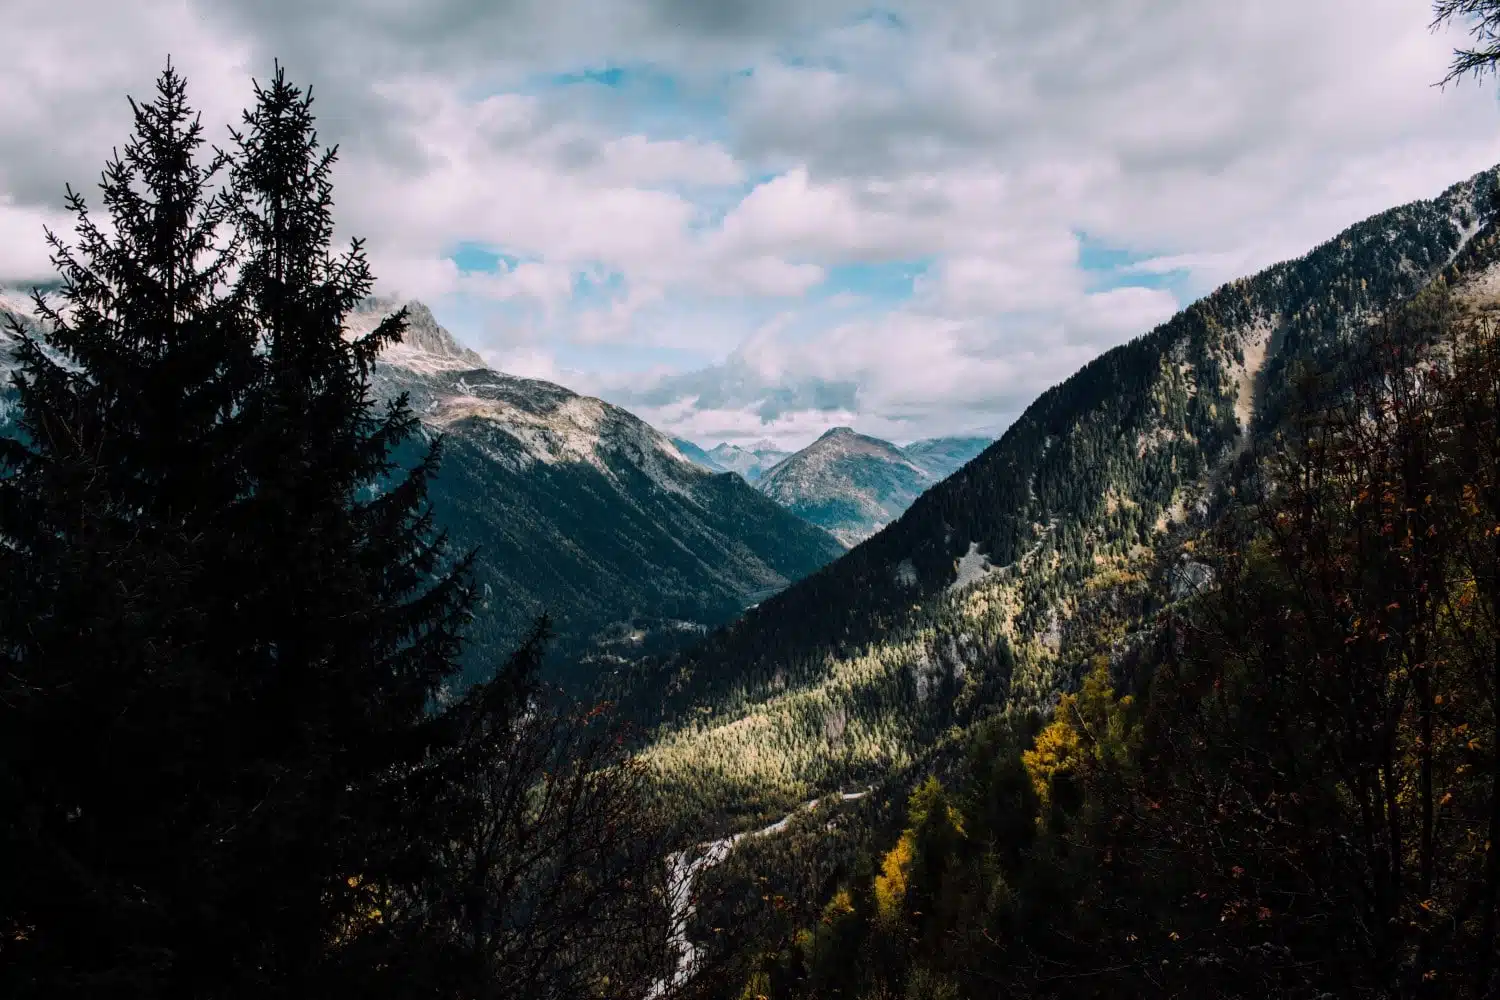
[4,0,1499,449]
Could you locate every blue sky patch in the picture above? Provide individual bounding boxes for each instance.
[814,257,932,305]
[528,64,737,143]
[448,242,527,274]
[571,266,628,307]
[545,64,678,96]
[1075,231,1192,296]
[550,66,628,88]
[1076,231,1153,273]
[851,8,907,31]
[689,169,784,231]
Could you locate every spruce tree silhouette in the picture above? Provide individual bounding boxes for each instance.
[0,63,475,998]
[0,62,261,998]
[0,61,671,1000]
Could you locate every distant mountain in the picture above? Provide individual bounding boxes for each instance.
[670,437,728,473]
[353,301,847,688]
[0,295,845,692]
[756,428,928,546]
[901,436,993,476]
[705,441,790,483]
[754,429,992,546]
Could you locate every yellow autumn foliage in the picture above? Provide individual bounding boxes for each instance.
[1021,708,1085,817]
[1021,657,1136,824]
[325,873,385,950]
[873,830,915,924]
[822,888,855,924]
[739,971,773,1000]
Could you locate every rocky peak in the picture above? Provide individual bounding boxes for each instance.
[396,301,486,365]
[345,296,487,371]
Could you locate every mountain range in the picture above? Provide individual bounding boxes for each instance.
[697,441,790,482]
[669,437,729,473]
[0,296,845,691]
[671,428,993,546]
[352,301,850,687]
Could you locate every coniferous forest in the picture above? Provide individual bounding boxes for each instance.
[9,3,1500,998]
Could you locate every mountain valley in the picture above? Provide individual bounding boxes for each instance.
[16,21,1500,998]
[614,159,1500,999]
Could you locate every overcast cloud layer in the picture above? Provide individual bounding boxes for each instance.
[3,0,1498,448]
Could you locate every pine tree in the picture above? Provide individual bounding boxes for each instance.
[179,64,480,996]
[1434,1,1500,84]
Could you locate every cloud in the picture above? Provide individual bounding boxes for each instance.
[0,198,70,283]
[0,0,252,207]
[4,0,1500,450]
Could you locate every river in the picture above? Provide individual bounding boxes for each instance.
[648,788,872,999]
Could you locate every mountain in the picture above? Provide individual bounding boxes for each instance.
[901,435,993,475]
[670,437,728,472]
[0,295,845,691]
[353,301,847,688]
[635,163,1500,826]
[704,441,790,482]
[758,426,925,546]
[754,428,924,546]
[755,429,993,546]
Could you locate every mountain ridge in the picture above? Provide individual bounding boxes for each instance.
[634,162,1500,824]
[671,437,728,473]
[353,300,847,686]
[672,428,994,545]
[703,441,789,482]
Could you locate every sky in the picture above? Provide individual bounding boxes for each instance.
[2,1,1500,450]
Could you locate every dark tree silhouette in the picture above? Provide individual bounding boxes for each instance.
[1433,0,1500,83]
[0,63,670,1000]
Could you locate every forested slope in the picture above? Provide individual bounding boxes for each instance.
[631,165,1500,827]
[683,204,1500,1000]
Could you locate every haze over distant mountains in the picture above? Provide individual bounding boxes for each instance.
[674,427,992,546]
[757,429,990,546]
[698,440,791,482]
